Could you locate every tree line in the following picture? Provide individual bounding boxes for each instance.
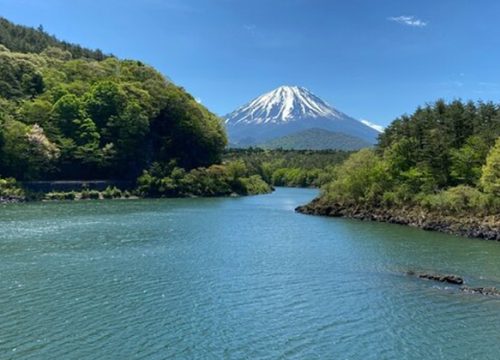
[319,100,500,215]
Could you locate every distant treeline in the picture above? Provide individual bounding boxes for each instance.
[0,17,109,60]
[223,148,351,187]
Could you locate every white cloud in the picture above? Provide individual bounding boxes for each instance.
[195,97,202,104]
[388,16,428,27]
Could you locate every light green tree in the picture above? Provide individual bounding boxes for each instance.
[480,137,500,195]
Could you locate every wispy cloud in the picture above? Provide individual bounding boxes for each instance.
[243,24,257,33]
[388,16,428,27]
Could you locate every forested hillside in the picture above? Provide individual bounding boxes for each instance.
[299,100,500,239]
[0,17,107,60]
[0,17,227,182]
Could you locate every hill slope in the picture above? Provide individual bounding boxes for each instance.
[0,18,227,181]
[259,128,371,150]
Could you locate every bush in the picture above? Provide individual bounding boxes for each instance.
[80,189,100,200]
[419,185,498,215]
[45,191,76,200]
[136,164,272,198]
[481,137,500,196]
[102,186,122,199]
[323,149,391,205]
[239,175,273,195]
[0,177,24,198]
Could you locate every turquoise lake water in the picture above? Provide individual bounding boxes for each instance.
[1,187,499,359]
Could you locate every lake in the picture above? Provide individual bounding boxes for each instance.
[1,188,499,359]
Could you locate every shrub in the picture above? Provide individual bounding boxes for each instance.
[45,191,76,201]
[419,185,498,215]
[103,186,122,199]
[481,137,500,196]
[0,177,24,198]
[239,175,272,195]
[81,189,100,200]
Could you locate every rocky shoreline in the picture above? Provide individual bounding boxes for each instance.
[296,198,500,241]
[0,196,24,204]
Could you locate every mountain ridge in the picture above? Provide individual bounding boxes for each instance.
[225,85,381,147]
[260,128,372,151]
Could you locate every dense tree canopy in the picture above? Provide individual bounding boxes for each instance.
[223,148,350,187]
[0,28,227,181]
[320,100,500,215]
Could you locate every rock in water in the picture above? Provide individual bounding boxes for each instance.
[407,271,464,285]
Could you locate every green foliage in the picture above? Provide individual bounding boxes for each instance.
[150,85,227,169]
[419,186,499,216]
[323,149,390,205]
[481,137,500,196]
[238,175,272,195]
[223,148,350,187]
[318,100,500,216]
[0,17,108,60]
[0,177,24,198]
[378,100,500,189]
[0,18,227,182]
[0,50,45,99]
[137,162,272,198]
[45,191,76,201]
[80,189,100,200]
[450,136,489,185]
[102,186,122,199]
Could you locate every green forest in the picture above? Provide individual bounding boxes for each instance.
[312,100,500,216]
[224,148,350,187]
[0,17,272,199]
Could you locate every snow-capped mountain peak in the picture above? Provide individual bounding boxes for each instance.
[225,85,344,125]
[224,85,381,146]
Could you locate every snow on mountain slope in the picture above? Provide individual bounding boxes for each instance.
[225,86,341,125]
[360,119,384,133]
[225,86,380,146]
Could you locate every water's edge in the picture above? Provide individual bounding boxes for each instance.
[296,197,500,241]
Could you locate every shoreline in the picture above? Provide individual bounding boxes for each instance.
[0,188,275,205]
[296,198,500,241]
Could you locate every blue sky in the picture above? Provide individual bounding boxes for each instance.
[1,0,500,126]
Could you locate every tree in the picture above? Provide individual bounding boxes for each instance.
[84,81,126,129]
[151,85,227,169]
[51,93,84,137]
[73,118,101,165]
[450,136,489,185]
[324,149,391,205]
[480,137,500,196]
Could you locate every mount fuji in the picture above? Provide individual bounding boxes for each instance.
[224,86,381,148]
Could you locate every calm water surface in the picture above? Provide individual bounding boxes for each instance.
[1,188,499,359]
